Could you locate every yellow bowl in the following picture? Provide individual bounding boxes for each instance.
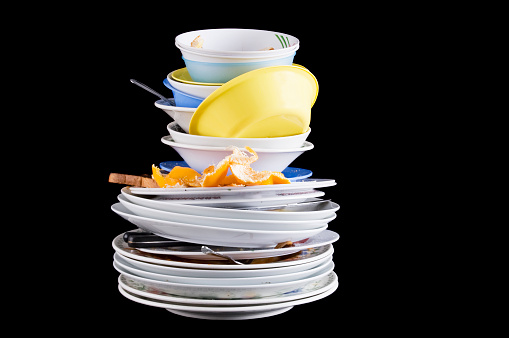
[189,65,318,138]
[170,68,222,86]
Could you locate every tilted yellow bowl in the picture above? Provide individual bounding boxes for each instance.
[188,65,318,138]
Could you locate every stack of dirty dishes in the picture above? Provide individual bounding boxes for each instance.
[112,228,338,320]
[154,29,315,174]
[111,181,340,319]
[112,28,341,320]
[158,64,317,173]
[111,184,340,320]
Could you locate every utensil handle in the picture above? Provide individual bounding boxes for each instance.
[130,79,167,101]
[123,231,198,248]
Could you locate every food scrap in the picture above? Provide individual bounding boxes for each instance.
[191,35,204,48]
[152,146,290,188]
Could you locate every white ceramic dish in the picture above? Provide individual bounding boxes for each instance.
[154,99,195,133]
[117,195,335,231]
[114,253,333,285]
[160,135,313,173]
[175,29,299,57]
[114,243,335,276]
[111,232,334,270]
[114,260,333,299]
[136,229,339,260]
[167,71,220,99]
[121,187,339,221]
[128,178,335,196]
[166,305,293,320]
[179,46,297,62]
[125,189,325,209]
[181,52,296,83]
[166,121,310,149]
[118,272,337,306]
[111,203,327,248]
[118,274,337,320]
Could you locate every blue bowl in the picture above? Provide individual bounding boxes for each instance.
[163,78,204,108]
[183,52,296,83]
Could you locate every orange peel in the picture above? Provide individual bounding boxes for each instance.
[151,147,290,188]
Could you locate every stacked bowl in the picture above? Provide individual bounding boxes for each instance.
[175,28,299,83]
[112,28,340,320]
[155,28,317,174]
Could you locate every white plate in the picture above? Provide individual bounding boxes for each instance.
[114,260,334,299]
[136,229,339,260]
[118,271,337,306]
[114,252,333,285]
[112,232,334,270]
[121,187,339,221]
[118,194,336,231]
[130,189,325,208]
[111,203,328,247]
[117,274,338,320]
[114,248,333,278]
[128,178,335,196]
[168,306,294,320]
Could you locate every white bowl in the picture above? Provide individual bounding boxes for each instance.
[160,135,313,173]
[179,46,297,62]
[182,53,295,83]
[175,29,299,57]
[175,29,299,83]
[154,100,195,133]
[167,121,310,149]
[167,70,221,99]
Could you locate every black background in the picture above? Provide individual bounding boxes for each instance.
[66,14,390,333]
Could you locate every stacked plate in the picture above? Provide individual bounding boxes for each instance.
[111,179,340,319]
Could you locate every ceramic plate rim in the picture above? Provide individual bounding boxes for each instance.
[114,253,334,286]
[111,202,327,235]
[116,273,338,312]
[154,99,196,112]
[112,232,334,270]
[121,187,339,220]
[118,272,337,306]
[118,194,336,227]
[112,203,328,247]
[114,259,334,290]
[161,135,314,152]
[136,229,339,258]
[114,245,334,278]
[128,178,335,195]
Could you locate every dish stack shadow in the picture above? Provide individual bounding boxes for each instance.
[111,29,341,320]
